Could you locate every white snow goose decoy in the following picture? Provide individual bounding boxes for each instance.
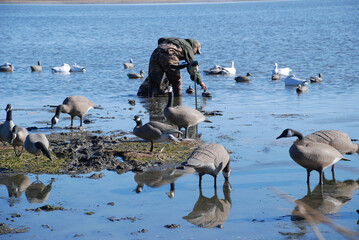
[221,61,236,75]
[284,74,307,86]
[52,63,70,73]
[0,62,14,72]
[70,63,86,72]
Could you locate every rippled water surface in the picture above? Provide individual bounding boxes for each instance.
[1,0,359,239]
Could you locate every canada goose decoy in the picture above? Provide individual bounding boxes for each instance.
[164,86,212,139]
[202,90,212,98]
[203,65,223,75]
[123,58,134,69]
[51,96,97,129]
[0,104,15,144]
[132,115,183,152]
[30,61,42,72]
[284,74,307,86]
[273,62,292,77]
[7,125,29,157]
[127,70,145,79]
[310,73,323,83]
[24,133,53,161]
[70,63,86,72]
[0,62,14,72]
[235,73,253,82]
[276,129,349,185]
[221,61,236,75]
[52,63,70,73]
[186,85,195,94]
[181,143,231,188]
[296,83,308,93]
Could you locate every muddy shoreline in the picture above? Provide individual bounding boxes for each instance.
[0,130,201,175]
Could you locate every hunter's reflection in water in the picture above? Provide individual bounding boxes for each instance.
[134,164,195,198]
[292,178,359,221]
[183,181,232,228]
[0,173,31,206]
[25,176,55,204]
[139,94,206,139]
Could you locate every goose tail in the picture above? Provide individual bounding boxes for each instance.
[204,119,212,123]
[341,157,351,161]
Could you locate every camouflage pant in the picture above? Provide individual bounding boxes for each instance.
[148,45,182,96]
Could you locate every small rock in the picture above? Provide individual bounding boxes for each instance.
[10,213,21,218]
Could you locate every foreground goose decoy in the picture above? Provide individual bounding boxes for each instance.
[164,86,212,139]
[52,63,70,73]
[30,61,42,72]
[132,115,183,152]
[235,73,253,82]
[221,61,236,75]
[203,65,223,75]
[51,96,97,129]
[284,74,307,86]
[310,73,323,83]
[7,125,29,157]
[273,62,292,77]
[70,63,86,72]
[0,104,15,144]
[0,62,14,72]
[123,58,134,69]
[276,129,350,185]
[296,83,308,93]
[181,143,231,188]
[127,70,145,79]
[24,133,53,161]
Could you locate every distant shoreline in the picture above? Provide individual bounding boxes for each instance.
[0,0,268,4]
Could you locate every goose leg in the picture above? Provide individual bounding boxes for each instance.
[214,175,217,189]
[150,141,154,152]
[80,116,83,127]
[331,165,336,182]
[184,127,189,139]
[70,116,74,128]
[306,169,311,184]
[319,170,324,185]
[199,174,203,187]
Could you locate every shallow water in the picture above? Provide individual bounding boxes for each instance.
[1,0,359,239]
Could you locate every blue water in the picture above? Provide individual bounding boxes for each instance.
[1,0,359,239]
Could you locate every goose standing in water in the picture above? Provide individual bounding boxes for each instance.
[164,86,211,139]
[0,62,14,72]
[310,73,323,83]
[30,61,42,72]
[276,129,349,185]
[127,70,145,79]
[132,115,183,152]
[24,133,53,161]
[51,96,97,129]
[221,61,236,75]
[7,125,29,157]
[123,58,134,69]
[52,63,70,73]
[0,104,15,144]
[181,143,231,188]
[235,73,253,82]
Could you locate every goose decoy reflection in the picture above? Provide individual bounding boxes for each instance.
[25,176,55,204]
[30,61,42,72]
[132,115,183,152]
[0,104,15,144]
[164,86,212,139]
[276,129,350,185]
[182,143,231,188]
[134,164,194,198]
[0,174,31,206]
[51,96,97,129]
[291,178,359,221]
[183,181,232,228]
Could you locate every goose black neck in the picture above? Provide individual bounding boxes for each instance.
[293,129,304,140]
[6,108,12,121]
[136,119,143,127]
[54,105,63,118]
[35,142,53,161]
